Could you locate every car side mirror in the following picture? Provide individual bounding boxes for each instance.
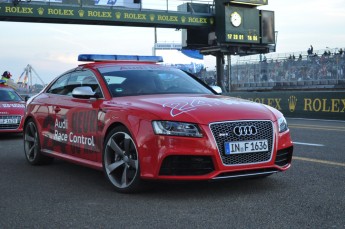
[210,86,222,95]
[72,86,97,99]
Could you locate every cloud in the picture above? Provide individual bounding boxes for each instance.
[259,0,345,52]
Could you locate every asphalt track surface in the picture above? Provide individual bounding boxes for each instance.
[0,118,344,228]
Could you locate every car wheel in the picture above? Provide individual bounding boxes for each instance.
[103,126,142,193]
[24,119,54,165]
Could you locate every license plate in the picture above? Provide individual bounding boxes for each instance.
[0,119,19,124]
[224,140,268,155]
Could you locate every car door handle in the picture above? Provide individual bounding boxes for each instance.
[54,107,61,113]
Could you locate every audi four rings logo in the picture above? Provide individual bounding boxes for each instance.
[233,126,257,136]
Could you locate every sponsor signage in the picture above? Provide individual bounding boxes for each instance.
[228,91,345,120]
[154,43,182,50]
[0,3,214,28]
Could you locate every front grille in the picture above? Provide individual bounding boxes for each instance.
[159,155,214,176]
[210,120,274,166]
[0,115,22,130]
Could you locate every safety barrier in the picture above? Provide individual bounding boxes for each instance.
[226,91,345,120]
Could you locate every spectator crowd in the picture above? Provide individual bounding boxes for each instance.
[230,47,345,88]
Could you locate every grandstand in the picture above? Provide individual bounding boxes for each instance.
[229,47,345,92]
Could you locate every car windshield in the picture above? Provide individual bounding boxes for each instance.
[0,88,23,102]
[98,65,213,97]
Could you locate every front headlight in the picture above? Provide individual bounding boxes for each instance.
[278,116,288,133]
[152,121,203,137]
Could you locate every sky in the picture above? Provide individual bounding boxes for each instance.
[0,0,345,84]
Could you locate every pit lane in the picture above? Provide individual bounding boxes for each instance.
[0,118,344,228]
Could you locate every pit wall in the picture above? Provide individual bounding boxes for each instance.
[226,91,345,120]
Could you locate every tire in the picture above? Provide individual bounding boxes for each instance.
[24,119,54,165]
[103,126,142,193]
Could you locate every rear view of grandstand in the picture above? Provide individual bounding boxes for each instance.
[229,47,345,91]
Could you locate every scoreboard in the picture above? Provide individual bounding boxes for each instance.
[261,10,275,44]
[216,4,275,45]
[225,7,260,44]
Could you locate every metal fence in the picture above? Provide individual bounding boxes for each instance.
[229,48,345,91]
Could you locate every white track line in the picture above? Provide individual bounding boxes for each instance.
[293,142,324,147]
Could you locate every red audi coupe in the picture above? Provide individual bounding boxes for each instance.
[23,55,293,193]
[0,80,25,133]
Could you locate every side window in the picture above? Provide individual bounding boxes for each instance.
[46,74,70,95]
[46,71,102,97]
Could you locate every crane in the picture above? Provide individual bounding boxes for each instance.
[17,64,45,92]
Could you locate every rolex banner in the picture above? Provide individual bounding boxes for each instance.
[0,2,213,28]
[227,91,345,120]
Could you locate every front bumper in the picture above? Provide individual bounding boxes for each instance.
[158,146,293,179]
[137,120,293,181]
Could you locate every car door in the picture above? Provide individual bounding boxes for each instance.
[39,70,104,161]
[52,70,104,162]
[38,73,71,154]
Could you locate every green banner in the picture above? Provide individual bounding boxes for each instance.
[0,3,214,28]
[227,91,345,120]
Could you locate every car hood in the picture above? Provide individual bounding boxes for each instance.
[0,101,26,115]
[108,94,278,124]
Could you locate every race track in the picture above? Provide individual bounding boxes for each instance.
[0,118,344,228]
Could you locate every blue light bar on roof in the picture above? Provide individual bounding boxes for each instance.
[78,54,163,62]
[0,80,7,84]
